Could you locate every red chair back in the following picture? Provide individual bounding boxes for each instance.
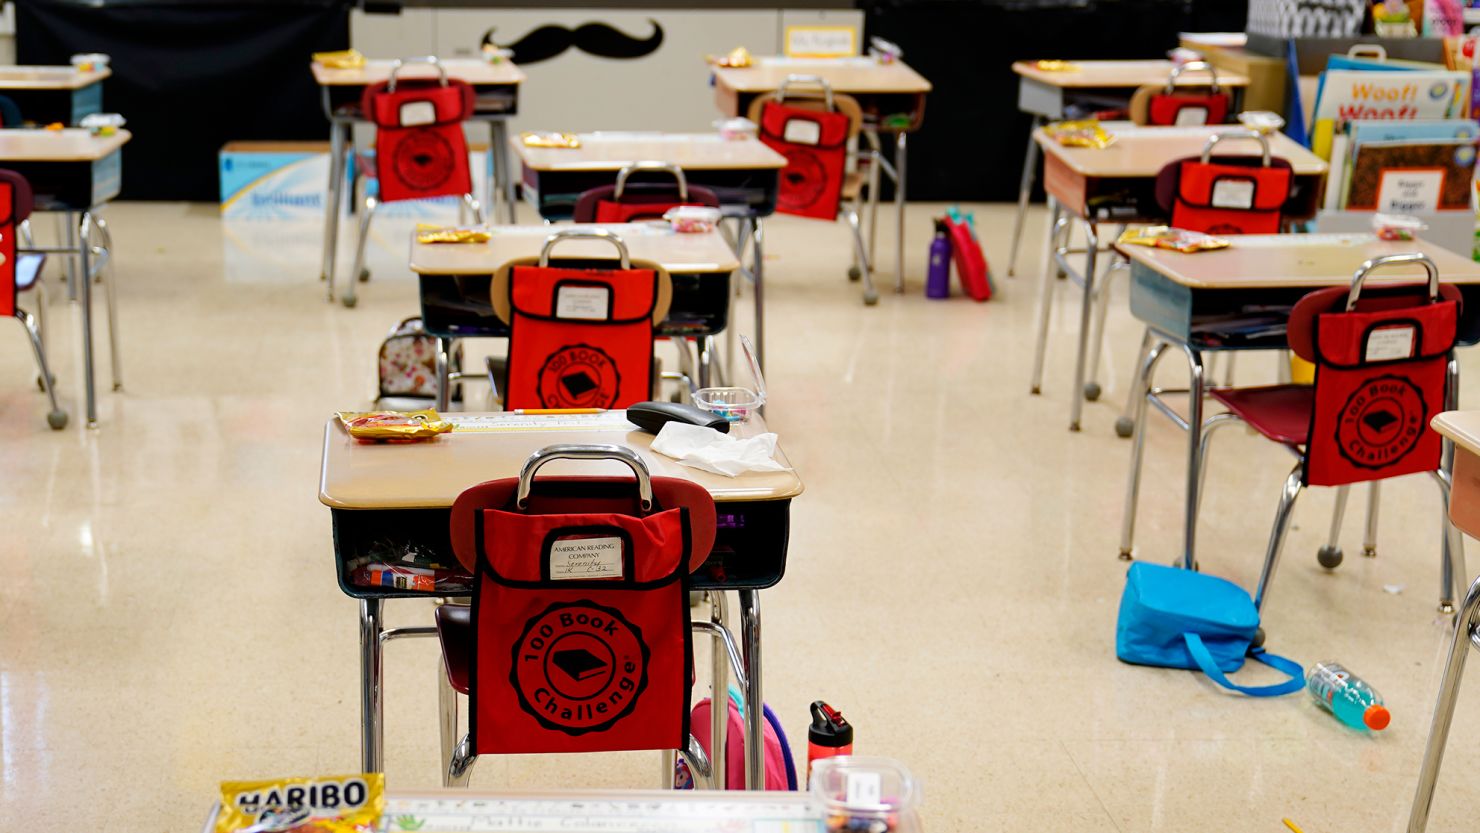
[0,169,32,318]
[1286,255,1460,486]
[361,72,475,204]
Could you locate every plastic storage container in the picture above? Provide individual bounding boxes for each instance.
[693,334,767,424]
[810,756,921,833]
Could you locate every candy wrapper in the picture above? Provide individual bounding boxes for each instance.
[415,224,491,244]
[664,205,722,233]
[1043,120,1114,149]
[481,42,513,64]
[1373,213,1427,241]
[1035,60,1078,72]
[312,49,366,70]
[336,410,453,443]
[1118,226,1231,254]
[520,131,581,149]
[215,773,383,833]
[70,53,110,72]
[707,46,753,68]
[80,112,126,137]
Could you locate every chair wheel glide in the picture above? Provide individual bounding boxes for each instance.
[1118,550,1133,561]
[1317,545,1343,569]
[359,268,371,283]
[863,290,879,305]
[1363,546,1377,558]
[847,265,861,281]
[1114,416,1135,438]
[1084,382,1101,401]
[341,294,358,309]
[47,410,68,430]
[1251,626,1266,649]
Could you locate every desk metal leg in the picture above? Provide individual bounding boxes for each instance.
[78,212,97,428]
[1067,221,1099,432]
[359,598,385,773]
[749,218,765,373]
[1029,198,1064,395]
[322,119,348,300]
[1119,337,1169,560]
[1008,115,1043,279]
[738,589,764,790]
[491,119,516,224]
[1408,576,1480,833]
[63,212,77,300]
[709,591,729,791]
[1178,342,1206,570]
[436,337,453,412]
[892,133,906,294]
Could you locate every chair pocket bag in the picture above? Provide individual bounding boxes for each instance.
[471,506,694,754]
[362,79,475,203]
[757,100,850,220]
[1168,159,1291,235]
[1148,91,1229,126]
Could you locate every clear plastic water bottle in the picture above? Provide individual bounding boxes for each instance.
[1307,661,1390,731]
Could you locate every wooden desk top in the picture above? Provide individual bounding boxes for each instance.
[0,128,130,161]
[319,413,804,509]
[0,65,110,90]
[1035,125,1327,178]
[1117,233,1480,290]
[513,132,786,172]
[311,58,525,87]
[711,56,931,94]
[411,223,740,276]
[1433,411,1480,456]
[1012,59,1250,89]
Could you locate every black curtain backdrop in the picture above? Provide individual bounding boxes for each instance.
[15,0,349,200]
[860,0,1249,201]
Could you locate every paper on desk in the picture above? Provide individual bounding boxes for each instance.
[650,422,789,477]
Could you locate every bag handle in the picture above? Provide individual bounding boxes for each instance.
[1349,253,1439,311]
[1184,633,1304,697]
[1348,44,1387,61]
[517,444,654,511]
[614,161,689,201]
[1165,60,1220,94]
[540,228,631,269]
[775,74,835,111]
[1201,129,1270,166]
[388,55,448,92]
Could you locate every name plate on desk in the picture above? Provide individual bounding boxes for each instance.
[784,25,857,59]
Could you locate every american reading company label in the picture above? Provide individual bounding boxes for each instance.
[1366,326,1416,362]
[783,118,822,146]
[555,285,610,320]
[1211,179,1256,210]
[1174,106,1209,127]
[551,536,624,580]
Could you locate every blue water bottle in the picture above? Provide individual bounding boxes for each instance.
[925,220,951,299]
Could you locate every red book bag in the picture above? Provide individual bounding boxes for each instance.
[753,82,854,220]
[1155,131,1294,236]
[1288,256,1459,487]
[495,231,670,410]
[449,447,717,755]
[1145,61,1229,126]
[943,211,991,301]
[361,62,475,204]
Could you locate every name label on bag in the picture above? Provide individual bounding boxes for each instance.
[555,285,611,320]
[783,118,822,145]
[399,101,436,127]
[1366,325,1416,362]
[551,537,624,580]
[1211,179,1255,209]
[1175,106,1209,126]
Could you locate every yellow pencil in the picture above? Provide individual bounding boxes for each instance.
[1283,819,1305,833]
[513,408,605,415]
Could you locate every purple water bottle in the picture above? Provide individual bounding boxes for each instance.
[926,220,951,299]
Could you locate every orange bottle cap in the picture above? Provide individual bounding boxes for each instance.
[1364,704,1391,731]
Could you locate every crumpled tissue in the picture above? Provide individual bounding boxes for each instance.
[650,422,789,477]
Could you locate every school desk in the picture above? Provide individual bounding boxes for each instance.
[1114,234,1480,572]
[310,57,525,296]
[1029,125,1326,432]
[319,412,803,787]
[1,128,130,428]
[710,57,931,295]
[201,788,832,833]
[1008,59,1253,279]
[1412,409,1480,833]
[0,65,109,126]
[410,223,741,402]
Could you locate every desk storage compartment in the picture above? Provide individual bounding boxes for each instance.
[696,499,791,590]
[528,168,778,221]
[8,153,120,211]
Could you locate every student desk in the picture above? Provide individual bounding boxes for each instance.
[410,223,741,404]
[311,58,525,295]
[710,57,931,294]
[319,412,803,786]
[1007,59,1252,278]
[1115,234,1480,571]
[201,788,829,833]
[1,128,130,428]
[1412,409,1480,833]
[1030,125,1326,431]
[0,65,109,125]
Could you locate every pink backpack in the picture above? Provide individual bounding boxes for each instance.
[676,690,797,790]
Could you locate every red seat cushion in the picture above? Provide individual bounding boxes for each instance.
[435,603,472,694]
[1209,384,1314,447]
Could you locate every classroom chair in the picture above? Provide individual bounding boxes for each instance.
[435,444,747,789]
[480,229,673,409]
[748,76,885,305]
[1162,254,1466,615]
[340,57,483,307]
[0,169,65,429]
[1408,574,1480,832]
[1128,61,1230,127]
[572,162,721,223]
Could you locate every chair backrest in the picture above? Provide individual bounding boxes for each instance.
[1287,254,1460,486]
[1130,61,1230,126]
[749,76,862,220]
[448,444,717,756]
[1154,130,1293,235]
[0,168,32,318]
[492,230,672,410]
[572,162,722,223]
[361,57,477,204]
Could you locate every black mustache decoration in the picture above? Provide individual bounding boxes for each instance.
[482,20,664,65]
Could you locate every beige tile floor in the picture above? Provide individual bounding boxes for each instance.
[4,200,1480,832]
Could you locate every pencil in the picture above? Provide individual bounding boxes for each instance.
[1283,819,1305,833]
[513,408,605,415]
